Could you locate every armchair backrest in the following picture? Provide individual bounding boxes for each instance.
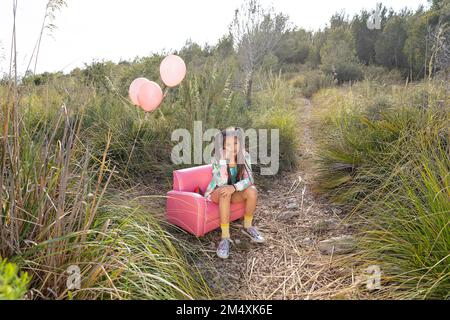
[173,164,212,194]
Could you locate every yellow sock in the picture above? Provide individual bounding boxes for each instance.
[220,223,230,239]
[244,213,253,229]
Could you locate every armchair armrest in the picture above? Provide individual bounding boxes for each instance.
[166,190,206,236]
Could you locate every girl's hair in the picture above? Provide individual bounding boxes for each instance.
[216,126,250,185]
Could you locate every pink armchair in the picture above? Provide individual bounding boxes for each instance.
[166,164,246,236]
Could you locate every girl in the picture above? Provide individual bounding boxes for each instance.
[204,127,265,259]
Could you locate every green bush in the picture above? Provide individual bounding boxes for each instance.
[322,61,364,84]
[253,71,300,172]
[362,65,404,84]
[292,70,336,98]
[360,146,449,299]
[0,258,31,300]
[261,108,299,172]
[1,95,212,300]
[312,80,450,299]
[87,199,213,299]
[319,28,364,84]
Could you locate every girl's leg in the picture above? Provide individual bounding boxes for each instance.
[233,186,264,242]
[210,188,231,239]
[231,186,258,229]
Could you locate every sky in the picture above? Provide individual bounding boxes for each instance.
[0,0,429,76]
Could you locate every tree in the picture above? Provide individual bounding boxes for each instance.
[306,30,327,67]
[0,40,4,66]
[320,26,363,83]
[428,19,450,78]
[179,39,211,65]
[428,0,450,23]
[275,28,313,65]
[229,0,288,108]
[215,34,235,59]
[375,16,409,71]
[351,5,389,65]
[403,9,429,80]
[426,0,450,78]
[329,11,349,28]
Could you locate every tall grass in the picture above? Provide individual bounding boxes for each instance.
[0,92,212,299]
[359,146,449,299]
[252,71,300,172]
[311,80,450,299]
[87,200,212,299]
[290,69,336,98]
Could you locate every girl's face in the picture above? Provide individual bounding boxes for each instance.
[224,135,240,158]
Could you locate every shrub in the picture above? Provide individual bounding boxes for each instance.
[252,71,300,173]
[0,258,31,300]
[1,92,212,300]
[312,80,450,299]
[362,65,404,84]
[360,146,450,299]
[251,107,299,174]
[322,61,364,84]
[292,70,336,98]
[320,28,364,84]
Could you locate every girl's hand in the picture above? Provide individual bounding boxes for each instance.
[219,185,235,197]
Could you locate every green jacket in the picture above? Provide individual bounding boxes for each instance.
[204,151,254,199]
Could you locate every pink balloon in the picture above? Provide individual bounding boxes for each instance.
[137,81,164,112]
[160,54,186,87]
[129,77,150,105]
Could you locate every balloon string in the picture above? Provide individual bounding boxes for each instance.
[163,86,169,98]
[158,108,166,121]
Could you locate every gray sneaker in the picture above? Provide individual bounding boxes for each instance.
[217,238,232,259]
[242,226,265,243]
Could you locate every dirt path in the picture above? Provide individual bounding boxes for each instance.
[187,97,356,299]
